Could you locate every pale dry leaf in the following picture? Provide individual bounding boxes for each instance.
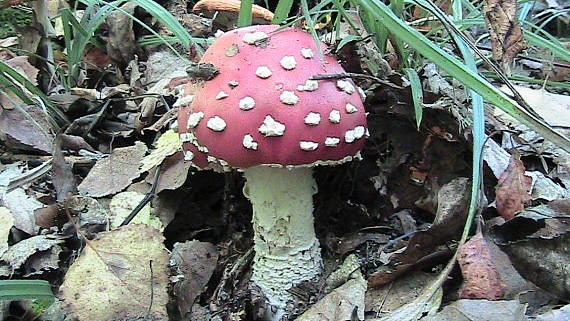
[60,224,169,321]
[140,129,182,173]
[2,188,43,235]
[535,303,570,321]
[365,272,438,315]
[526,171,567,201]
[0,207,14,250]
[109,191,162,230]
[483,138,510,178]
[495,153,532,220]
[0,235,63,276]
[500,85,570,128]
[421,299,528,321]
[296,273,366,321]
[77,142,147,197]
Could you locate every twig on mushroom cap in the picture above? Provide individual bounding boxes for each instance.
[193,0,274,23]
[311,72,404,90]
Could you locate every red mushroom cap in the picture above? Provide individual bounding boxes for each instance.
[178,25,368,170]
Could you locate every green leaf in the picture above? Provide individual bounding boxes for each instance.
[273,0,294,24]
[0,280,54,303]
[300,0,323,59]
[354,0,570,152]
[238,0,254,27]
[403,68,424,129]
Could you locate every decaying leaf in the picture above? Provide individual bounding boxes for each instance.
[325,254,361,292]
[109,191,162,229]
[499,229,570,299]
[483,0,527,72]
[0,235,63,277]
[365,272,438,316]
[139,129,182,173]
[421,299,528,321]
[146,152,193,193]
[0,104,54,154]
[60,225,169,321]
[295,274,366,321]
[495,153,532,220]
[171,240,218,318]
[526,171,567,201]
[368,177,471,287]
[77,142,147,197]
[104,2,138,70]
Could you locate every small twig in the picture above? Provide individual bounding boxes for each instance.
[119,164,162,226]
[147,260,154,317]
[310,73,404,90]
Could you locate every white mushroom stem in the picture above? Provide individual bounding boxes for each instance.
[243,166,322,310]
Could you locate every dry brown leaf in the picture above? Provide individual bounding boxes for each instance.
[145,152,192,193]
[60,225,169,321]
[77,142,147,197]
[0,105,54,154]
[0,55,39,109]
[483,0,527,72]
[171,240,218,318]
[457,232,507,300]
[104,2,138,70]
[368,178,470,288]
[495,153,532,220]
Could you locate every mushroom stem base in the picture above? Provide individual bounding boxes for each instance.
[243,166,322,309]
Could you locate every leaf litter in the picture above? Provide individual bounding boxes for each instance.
[0,1,569,320]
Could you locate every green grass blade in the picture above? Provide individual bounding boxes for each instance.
[403,68,424,129]
[273,0,294,24]
[0,280,54,303]
[354,0,570,152]
[129,0,192,48]
[238,0,254,27]
[480,71,570,89]
[523,29,570,63]
[0,61,68,126]
[300,0,323,59]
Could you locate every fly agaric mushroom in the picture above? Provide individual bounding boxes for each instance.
[177,25,367,315]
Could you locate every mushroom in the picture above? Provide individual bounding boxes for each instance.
[177,25,368,317]
[193,0,274,29]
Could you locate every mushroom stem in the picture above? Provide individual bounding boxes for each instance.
[243,166,322,309]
